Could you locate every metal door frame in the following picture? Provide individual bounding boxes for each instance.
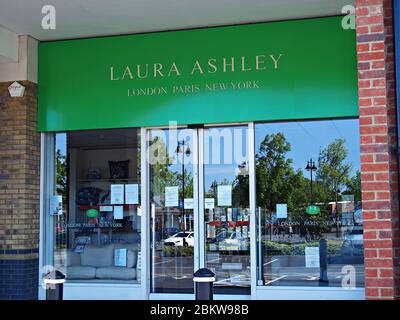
[145,123,255,300]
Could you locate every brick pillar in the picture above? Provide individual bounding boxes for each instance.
[0,81,40,300]
[356,0,400,299]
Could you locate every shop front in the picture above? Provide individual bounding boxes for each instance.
[38,16,366,300]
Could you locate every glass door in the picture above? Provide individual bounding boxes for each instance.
[201,125,251,295]
[148,127,197,294]
[148,124,251,296]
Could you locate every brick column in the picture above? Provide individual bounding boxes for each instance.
[356,0,400,299]
[0,81,40,300]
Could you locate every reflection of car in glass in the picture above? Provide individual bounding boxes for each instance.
[162,227,180,239]
[341,229,364,256]
[218,232,249,251]
[209,231,227,243]
[163,232,194,247]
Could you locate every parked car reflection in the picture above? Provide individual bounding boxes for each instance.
[341,228,364,257]
[163,232,194,247]
[218,231,250,251]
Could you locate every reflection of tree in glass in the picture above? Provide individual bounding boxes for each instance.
[149,136,193,200]
[316,138,352,203]
[316,138,354,236]
[149,136,178,199]
[56,149,67,198]
[177,169,193,199]
[344,170,361,202]
[255,133,361,241]
[233,167,249,208]
[56,148,67,250]
[255,132,307,215]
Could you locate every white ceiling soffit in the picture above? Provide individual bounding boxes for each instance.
[0,25,18,62]
[0,0,350,41]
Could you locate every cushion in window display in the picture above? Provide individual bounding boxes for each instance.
[126,250,137,268]
[95,266,136,280]
[80,244,114,267]
[86,168,102,180]
[108,160,129,179]
[64,244,138,281]
[114,243,139,252]
[66,266,96,280]
[76,187,102,205]
[67,251,81,267]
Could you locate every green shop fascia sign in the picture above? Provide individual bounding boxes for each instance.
[38,16,358,132]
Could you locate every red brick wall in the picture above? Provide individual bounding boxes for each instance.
[356,0,400,299]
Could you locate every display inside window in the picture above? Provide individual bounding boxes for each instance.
[255,119,364,288]
[54,129,141,283]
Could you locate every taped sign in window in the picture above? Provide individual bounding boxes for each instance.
[305,247,320,268]
[50,195,63,215]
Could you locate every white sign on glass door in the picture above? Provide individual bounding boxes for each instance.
[205,198,215,210]
[125,184,139,204]
[184,198,194,209]
[111,184,124,204]
[217,185,232,207]
[305,247,320,268]
[165,186,179,207]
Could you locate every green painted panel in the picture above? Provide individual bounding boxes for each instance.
[38,16,358,132]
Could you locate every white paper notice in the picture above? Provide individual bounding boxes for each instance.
[125,184,139,205]
[99,206,113,212]
[113,205,124,220]
[50,195,63,215]
[165,186,179,207]
[205,198,215,210]
[218,185,232,207]
[276,204,288,219]
[114,248,127,267]
[111,184,124,204]
[305,247,320,268]
[184,198,194,209]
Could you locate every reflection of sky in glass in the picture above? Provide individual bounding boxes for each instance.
[150,129,194,176]
[255,119,360,178]
[57,119,360,190]
[56,133,67,155]
[204,126,248,190]
[151,127,248,191]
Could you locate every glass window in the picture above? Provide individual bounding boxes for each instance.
[255,119,364,288]
[52,128,141,284]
